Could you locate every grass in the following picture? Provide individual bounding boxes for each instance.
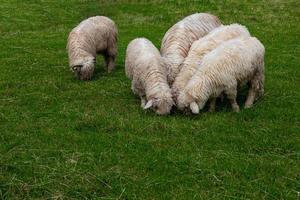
[0,0,299,199]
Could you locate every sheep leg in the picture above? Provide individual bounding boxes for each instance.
[140,97,146,108]
[225,87,240,112]
[208,98,216,112]
[104,54,115,73]
[229,98,240,112]
[245,81,257,108]
[104,43,117,73]
[219,92,225,102]
[245,69,264,108]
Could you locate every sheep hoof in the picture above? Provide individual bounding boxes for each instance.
[208,107,215,112]
[244,104,253,109]
[233,106,240,112]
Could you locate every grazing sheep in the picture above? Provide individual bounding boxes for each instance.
[177,37,265,114]
[67,16,118,80]
[172,24,251,103]
[125,38,174,115]
[160,13,222,84]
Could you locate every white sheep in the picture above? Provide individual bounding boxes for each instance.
[67,16,118,80]
[172,24,251,103]
[177,36,265,114]
[160,13,222,84]
[125,38,174,115]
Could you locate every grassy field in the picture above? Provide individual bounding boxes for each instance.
[0,0,299,199]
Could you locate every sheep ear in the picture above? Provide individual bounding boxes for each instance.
[144,99,153,109]
[190,102,199,114]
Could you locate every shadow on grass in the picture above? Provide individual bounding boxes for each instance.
[92,63,107,80]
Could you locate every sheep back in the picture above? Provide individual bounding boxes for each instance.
[160,13,222,84]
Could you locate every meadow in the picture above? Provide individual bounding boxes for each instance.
[0,0,299,199]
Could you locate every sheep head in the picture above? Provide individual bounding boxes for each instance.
[144,96,174,115]
[71,58,95,81]
[177,92,205,114]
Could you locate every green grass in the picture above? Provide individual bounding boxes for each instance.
[0,0,299,199]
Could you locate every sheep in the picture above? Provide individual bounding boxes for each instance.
[177,36,265,114]
[160,13,222,85]
[172,24,251,103]
[125,38,174,115]
[67,16,118,80]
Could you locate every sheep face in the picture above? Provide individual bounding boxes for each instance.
[144,97,174,115]
[71,59,95,80]
[177,93,205,114]
[177,93,193,111]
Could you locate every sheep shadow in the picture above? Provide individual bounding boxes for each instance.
[92,56,109,80]
[87,55,117,81]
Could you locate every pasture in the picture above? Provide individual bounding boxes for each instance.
[0,0,299,199]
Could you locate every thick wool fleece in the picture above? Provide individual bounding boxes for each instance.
[125,38,174,115]
[160,13,222,85]
[172,24,250,101]
[67,16,117,80]
[177,37,265,113]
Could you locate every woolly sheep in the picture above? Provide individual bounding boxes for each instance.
[160,13,222,84]
[177,37,265,114]
[172,24,251,102]
[67,16,118,80]
[125,38,174,115]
